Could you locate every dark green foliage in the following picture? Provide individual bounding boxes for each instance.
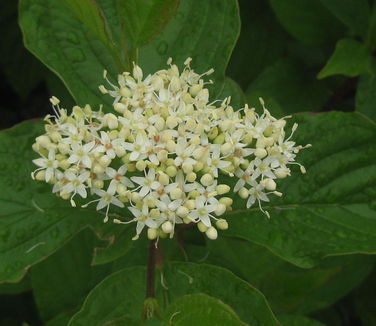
[0,0,375,325]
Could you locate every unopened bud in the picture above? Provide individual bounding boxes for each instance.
[205,226,218,240]
[216,219,228,230]
[162,221,173,233]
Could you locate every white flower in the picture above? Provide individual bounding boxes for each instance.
[95,131,125,159]
[131,169,160,197]
[124,133,150,161]
[67,141,95,168]
[189,196,217,227]
[206,145,231,177]
[128,205,158,239]
[32,150,59,182]
[61,170,90,206]
[106,165,134,189]
[92,184,124,222]
[32,58,309,240]
[174,138,196,167]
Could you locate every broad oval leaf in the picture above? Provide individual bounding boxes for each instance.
[19,0,239,107]
[356,73,376,121]
[318,39,373,79]
[207,237,374,314]
[224,112,376,268]
[0,121,122,282]
[162,293,248,326]
[277,314,325,326]
[69,263,279,326]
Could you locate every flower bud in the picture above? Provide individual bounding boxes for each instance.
[99,155,111,167]
[104,113,118,129]
[157,149,168,162]
[254,148,267,158]
[147,228,158,240]
[205,227,218,240]
[214,203,226,216]
[166,166,177,177]
[93,164,105,174]
[170,188,183,199]
[158,172,170,185]
[193,161,204,172]
[162,221,173,234]
[200,173,214,186]
[35,170,46,181]
[219,197,233,207]
[36,135,51,147]
[166,140,176,152]
[190,84,202,97]
[117,184,128,196]
[216,219,228,230]
[186,172,197,182]
[133,64,143,80]
[185,200,195,210]
[114,102,127,113]
[92,179,104,189]
[177,206,189,217]
[216,184,230,195]
[263,178,276,191]
[170,76,181,92]
[239,187,249,199]
[166,116,179,129]
[182,162,193,173]
[150,208,160,219]
[197,221,208,232]
[136,160,147,171]
[220,142,232,155]
[120,87,131,97]
[275,168,290,179]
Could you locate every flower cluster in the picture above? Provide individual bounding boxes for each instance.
[32,58,309,240]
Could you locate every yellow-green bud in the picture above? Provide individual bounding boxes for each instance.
[205,226,218,240]
[216,219,228,230]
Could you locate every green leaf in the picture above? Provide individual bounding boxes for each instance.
[245,58,331,115]
[319,0,370,37]
[227,0,288,88]
[69,263,278,326]
[318,39,373,79]
[356,74,376,121]
[269,0,344,46]
[207,237,374,314]
[30,229,110,321]
[224,112,376,268]
[278,314,326,326]
[68,266,145,325]
[159,263,278,326]
[138,0,240,97]
[18,0,178,107]
[19,0,239,107]
[162,294,248,325]
[0,275,30,295]
[63,0,116,54]
[217,77,246,109]
[0,121,121,282]
[92,224,134,265]
[116,0,179,49]
[45,311,78,326]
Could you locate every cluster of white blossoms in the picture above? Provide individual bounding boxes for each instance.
[32,58,309,240]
